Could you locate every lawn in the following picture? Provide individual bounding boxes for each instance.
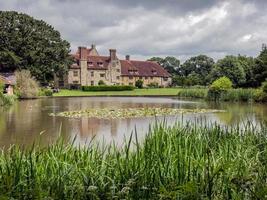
[53,88,180,97]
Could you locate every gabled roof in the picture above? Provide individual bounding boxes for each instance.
[0,73,16,85]
[120,60,170,77]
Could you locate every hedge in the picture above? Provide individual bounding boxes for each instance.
[82,85,135,91]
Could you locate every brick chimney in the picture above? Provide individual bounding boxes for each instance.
[79,46,87,60]
[126,55,130,61]
[109,49,117,60]
[78,46,88,86]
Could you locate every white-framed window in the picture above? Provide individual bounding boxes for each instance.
[91,71,94,77]
[100,74,105,78]
[91,81,94,86]
[73,70,78,77]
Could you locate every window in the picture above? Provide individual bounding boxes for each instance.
[73,81,79,84]
[116,69,120,72]
[91,81,94,86]
[91,71,94,77]
[88,62,93,66]
[100,74,105,78]
[129,83,133,86]
[129,70,133,75]
[73,70,78,77]
[97,62,103,67]
[116,76,120,80]
[150,77,153,80]
[139,76,142,79]
[152,70,157,75]
[145,77,148,80]
[129,76,133,80]
[163,77,168,81]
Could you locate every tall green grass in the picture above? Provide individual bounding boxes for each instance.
[177,88,266,102]
[0,93,16,106]
[0,122,267,199]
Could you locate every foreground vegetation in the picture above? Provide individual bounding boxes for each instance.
[0,122,267,199]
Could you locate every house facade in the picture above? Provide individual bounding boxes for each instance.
[56,45,171,88]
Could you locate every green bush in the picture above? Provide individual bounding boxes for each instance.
[207,77,232,101]
[38,88,53,96]
[0,93,16,106]
[82,85,135,91]
[0,80,4,93]
[98,80,106,86]
[147,82,159,88]
[135,79,143,88]
[262,81,267,93]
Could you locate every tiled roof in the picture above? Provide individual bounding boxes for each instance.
[121,60,170,77]
[0,73,16,85]
[70,55,109,70]
[71,53,170,77]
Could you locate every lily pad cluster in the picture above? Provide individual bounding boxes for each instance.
[49,107,224,119]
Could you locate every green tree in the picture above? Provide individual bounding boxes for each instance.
[253,45,267,87]
[237,55,255,87]
[210,56,246,87]
[148,56,180,75]
[180,55,214,85]
[0,11,72,84]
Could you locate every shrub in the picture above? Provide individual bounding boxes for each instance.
[82,85,135,91]
[207,77,232,101]
[135,79,143,88]
[15,70,39,98]
[0,93,16,106]
[38,88,53,96]
[147,82,159,88]
[98,80,106,86]
[262,81,267,93]
[0,80,4,93]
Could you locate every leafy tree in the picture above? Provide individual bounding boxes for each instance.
[148,56,180,75]
[0,11,72,84]
[210,56,245,87]
[253,45,267,87]
[135,79,143,88]
[237,55,255,87]
[180,55,214,85]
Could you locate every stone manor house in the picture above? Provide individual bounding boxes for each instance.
[56,45,171,88]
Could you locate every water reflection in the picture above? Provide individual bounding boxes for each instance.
[0,97,266,147]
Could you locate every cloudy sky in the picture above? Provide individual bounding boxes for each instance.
[1,0,267,61]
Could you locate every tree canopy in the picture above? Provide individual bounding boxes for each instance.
[0,11,72,84]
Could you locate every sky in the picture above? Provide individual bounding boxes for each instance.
[1,0,267,62]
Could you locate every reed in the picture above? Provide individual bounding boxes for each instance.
[0,122,266,199]
[177,88,208,98]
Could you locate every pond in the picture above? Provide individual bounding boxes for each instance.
[0,97,266,147]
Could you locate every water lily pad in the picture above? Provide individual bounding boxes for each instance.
[49,107,224,119]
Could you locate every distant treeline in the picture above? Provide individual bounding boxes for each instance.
[148,45,267,88]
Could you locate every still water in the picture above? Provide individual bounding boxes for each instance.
[0,97,266,147]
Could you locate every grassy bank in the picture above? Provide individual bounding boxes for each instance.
[1,122,267,199]
[53,88,180,97]
[177,88,266,102]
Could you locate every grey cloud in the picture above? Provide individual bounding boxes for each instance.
[0,0,267,62]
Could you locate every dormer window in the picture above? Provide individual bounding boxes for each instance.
[97,62,103,67]
[88,62,93,66]
[152,70,157,75]
[129,70,134,74]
